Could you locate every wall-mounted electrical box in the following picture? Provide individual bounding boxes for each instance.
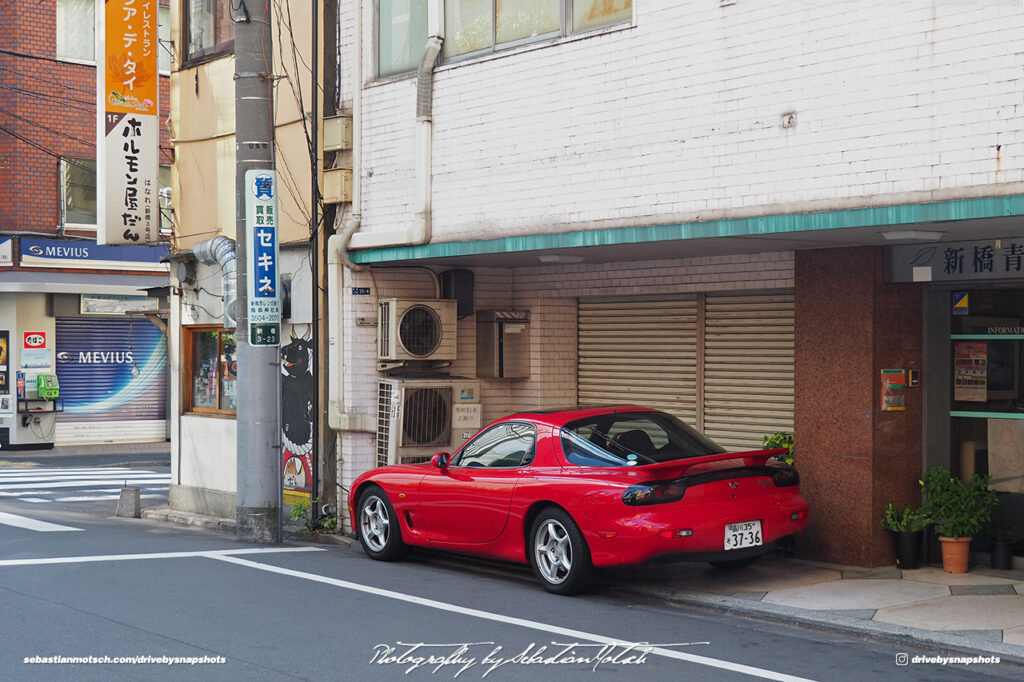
[477,310,530,379]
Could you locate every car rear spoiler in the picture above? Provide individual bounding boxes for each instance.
[637,448,790,477]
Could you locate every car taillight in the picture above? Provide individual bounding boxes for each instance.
[770,466,800,487]
[622,481,686,506]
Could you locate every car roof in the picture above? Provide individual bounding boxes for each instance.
[505,405,658,427]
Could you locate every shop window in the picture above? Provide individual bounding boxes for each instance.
[184,0,235,64]
[378,0,429,76]
[443,0,632,60]
[185,327,237,414]
[57,1,172,74]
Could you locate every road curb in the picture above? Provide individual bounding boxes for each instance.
[617,585,1024,666]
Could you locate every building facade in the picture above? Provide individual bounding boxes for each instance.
[168,1,1024,567]
[0,0,172,448]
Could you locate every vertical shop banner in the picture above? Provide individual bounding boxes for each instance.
[954,341,988,402]
[97,0,160,245]
[245,170,281,347]
[0,331,8,394]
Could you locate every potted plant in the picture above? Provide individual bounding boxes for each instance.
[880,503,929,570]
[920,466,999,573]
[989,505,1016,571]
[762,432,794,465]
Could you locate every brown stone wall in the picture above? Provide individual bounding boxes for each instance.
[795,246,924,566]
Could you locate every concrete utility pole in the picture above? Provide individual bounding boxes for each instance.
[234,0,281,542]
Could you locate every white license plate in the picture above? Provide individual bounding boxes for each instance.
[724,520,762,550]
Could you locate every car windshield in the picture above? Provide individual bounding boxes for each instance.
[560,411,726,467]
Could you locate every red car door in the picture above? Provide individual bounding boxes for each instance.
[418,422,536,546]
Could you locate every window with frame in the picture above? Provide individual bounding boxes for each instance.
[60,159,173,232]
[444,0,632,59]
[185,327,237,414]
[57,1,172,74]
[378,0,429,76]
[61,157,97,227]
[184,0,235,64]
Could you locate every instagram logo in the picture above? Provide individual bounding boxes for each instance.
[896,653,909,666]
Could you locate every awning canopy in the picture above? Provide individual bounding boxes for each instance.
[0,270,168,295]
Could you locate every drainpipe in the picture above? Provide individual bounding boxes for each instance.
[328,3,444,431]
[193,236,237,329]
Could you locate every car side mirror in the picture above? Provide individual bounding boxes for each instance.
[432,453,450,469]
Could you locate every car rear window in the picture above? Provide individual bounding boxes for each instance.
[560,411,725,467]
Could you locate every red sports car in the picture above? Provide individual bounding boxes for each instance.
[349,406,808,594]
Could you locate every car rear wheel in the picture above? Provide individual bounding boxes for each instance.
[357,487,408,561]
[710,554,760,569]
[529,508,593,595]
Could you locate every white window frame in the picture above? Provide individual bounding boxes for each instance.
[443,0,633,61]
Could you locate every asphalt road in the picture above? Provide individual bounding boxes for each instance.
[0,491,1021,682]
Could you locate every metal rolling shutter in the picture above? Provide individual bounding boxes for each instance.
[55,317,168,443]
[703,293,794,450]
[577,298,699,424]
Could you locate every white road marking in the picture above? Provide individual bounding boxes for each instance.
[53,494,164,502]
[210,555,816,682]
[0,546,324,567]
[0,478,170,491]
[0,511,83,532]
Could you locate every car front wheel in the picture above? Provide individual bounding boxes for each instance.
[529,508,593,595]
[357,487,408,561]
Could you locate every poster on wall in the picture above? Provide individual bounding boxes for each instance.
[987,419,1024,493]
[0,330,8,393]
[954,341,988,402]
[281,326,313,505]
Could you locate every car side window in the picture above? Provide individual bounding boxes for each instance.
[452,422,536,469]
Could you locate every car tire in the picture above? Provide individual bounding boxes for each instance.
[710,554,760,570]
[528,508,593,595]
[356,486,409,561]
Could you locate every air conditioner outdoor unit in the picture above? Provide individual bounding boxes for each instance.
[377,298,458,362]
[376,377,482,467]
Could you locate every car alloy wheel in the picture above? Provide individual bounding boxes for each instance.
[357,487,408,561]
[529,508,593,595]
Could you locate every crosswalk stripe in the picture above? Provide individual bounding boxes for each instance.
[0,478,170,491]
[0,472,165,483]
[0,511,82,532]
[54,494,165,502]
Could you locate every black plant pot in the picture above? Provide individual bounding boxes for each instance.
[892,530,924,570]
[991,541,1014,570]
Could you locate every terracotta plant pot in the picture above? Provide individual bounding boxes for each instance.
[939,536,972,574]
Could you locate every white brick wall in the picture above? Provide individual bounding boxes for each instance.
[354,0,1024,243]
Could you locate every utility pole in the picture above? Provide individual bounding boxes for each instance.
[234,0,281,542]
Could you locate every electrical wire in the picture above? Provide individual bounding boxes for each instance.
[0,64,98,98]
[0,106,94,147]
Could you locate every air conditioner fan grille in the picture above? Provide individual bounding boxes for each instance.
[398,305,443,357]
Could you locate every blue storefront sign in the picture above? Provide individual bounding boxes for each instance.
[20,239,167,272]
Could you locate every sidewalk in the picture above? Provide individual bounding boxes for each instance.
[141,503,1024,664]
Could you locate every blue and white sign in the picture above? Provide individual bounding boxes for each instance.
[19,239,167,272]
[245,169,281,347]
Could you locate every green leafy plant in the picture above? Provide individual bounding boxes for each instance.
[880,503,930,533]
[289,497,339,533]
[762,432,794,465]
[920,466,998,539]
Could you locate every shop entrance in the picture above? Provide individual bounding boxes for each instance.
[950,288,1024,560]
